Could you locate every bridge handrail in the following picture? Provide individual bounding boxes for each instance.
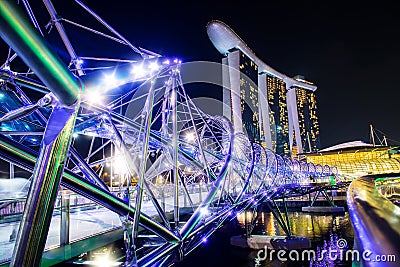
[347,173,400,267]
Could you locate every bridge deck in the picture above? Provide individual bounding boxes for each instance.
[0,188,211,265]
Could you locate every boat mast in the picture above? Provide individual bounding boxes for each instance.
[383,135,388,146]
[370,124,375,147]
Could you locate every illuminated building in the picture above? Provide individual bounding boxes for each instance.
[302,141,400,178]
[287,75,320,153]
[208,20,319,156]
[264,74,290,155]
[221,49,261,144]
[239,51,261,143]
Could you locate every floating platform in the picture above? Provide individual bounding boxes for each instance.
[301,206,345,213]
[230,235,311,250]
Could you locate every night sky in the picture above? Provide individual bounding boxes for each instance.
[2,0,400,149]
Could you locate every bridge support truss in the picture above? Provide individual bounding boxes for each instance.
[0,1,342,266]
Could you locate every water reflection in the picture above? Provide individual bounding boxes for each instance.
[237,211,352,241]
[236,211,354,267]
[177,211,354,267]
[64,210,354,267]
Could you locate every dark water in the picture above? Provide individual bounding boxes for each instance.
[60,210,354,267]
[175,211,354,267]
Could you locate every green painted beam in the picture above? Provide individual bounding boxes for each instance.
[0,135,180,242]
[11,105,79,266]
[0,1,81,106]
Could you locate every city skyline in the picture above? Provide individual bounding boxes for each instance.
[119,0,399,149]
[0,1,399,149]
[0,2,399,266]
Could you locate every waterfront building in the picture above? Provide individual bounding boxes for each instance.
[207,20,320,156]
[302,141,400,178]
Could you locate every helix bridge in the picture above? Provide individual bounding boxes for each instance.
[0,1,344,266]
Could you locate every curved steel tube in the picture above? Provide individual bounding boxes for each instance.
[0,2,341,265]
[0,1,81,106]
[347,174,400,267]
[0,134,180,242]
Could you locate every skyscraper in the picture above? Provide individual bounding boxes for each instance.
[221,49,262,144]
[293,85,320,152]
[264,74,290,155]
[208,20,320,155]
[239,51,261,143]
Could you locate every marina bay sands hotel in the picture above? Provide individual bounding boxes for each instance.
[207,20,320,156]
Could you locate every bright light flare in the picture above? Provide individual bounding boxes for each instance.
[102,73,120,89]
[200,207,209,216]
[85,89,105,105]
[113,150,129,176]
[92,254,117,266]
[148,61,160,72]
[185,132,196,142]
[131,64,146,78]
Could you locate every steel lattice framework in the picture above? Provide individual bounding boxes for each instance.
[0,1,343,266]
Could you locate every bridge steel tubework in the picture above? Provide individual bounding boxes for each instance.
[0,1,82,265]
[0,1,342,266]
[10,103,79,267]
[0,1,80,106]
[347,173,400,267]
[0,134,180,243]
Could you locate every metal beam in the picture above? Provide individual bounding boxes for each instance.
[11,104,79,266]
[0,134,180,242]
[42,0,85,76]
[0,1,81,106]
